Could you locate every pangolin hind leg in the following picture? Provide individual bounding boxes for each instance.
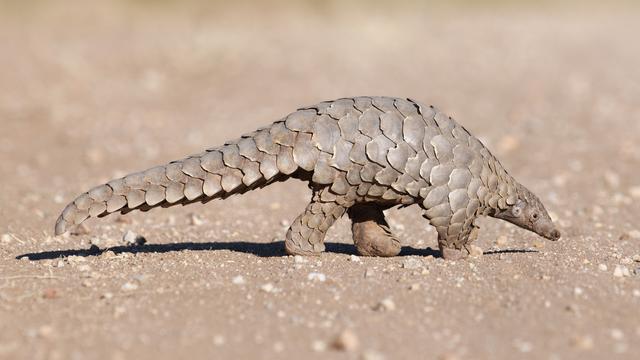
[284,187,350,256]
[348,204,401,257]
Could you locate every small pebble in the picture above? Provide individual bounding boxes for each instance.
[361,350,386,360]
[213,335,226,346]
[364,268,375,278]
[620,257,633,265]
[132,274,147,282]
[374,298,396,312]
[613,265,630,278]
[571,335,594,350]
[598,264,608,271]
[610,329,624,340]
[1,233,12,244]
[603,170,620,188]
[101,292,114,300]
[627,230,640,240]
[113,306,126,318]
[66,255,86,264]
[591,205,604,217]
[629,186,640,199]
[513,339,533,353]
[273,342,284,352]
[121,282,139,291]
[307,272,326,282]
[402,258,423,269]
[123,230,146,246]
[408,283,421,291]
[42,288,58,299]
[498,134,520,153]
[496,235,509,246]
[260,283,275,293]
[632,254,640,262]
[349,255,361,262]
[232,275,246,285]
[331,329,359,352]
[574,287,584,296]
[311,340,327,352]
[53,194,65,204]
[437,353,459,360]
[102,250,117,259]
[37,325,54,339]
[188,213,204,226]
[293,255,308,264]
[77,264,91,272]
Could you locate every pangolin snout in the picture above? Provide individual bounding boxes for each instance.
[547,229,561,241]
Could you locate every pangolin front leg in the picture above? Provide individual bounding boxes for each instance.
[437,224,481,260]
[426,209,481,260]
[348,204,401,257]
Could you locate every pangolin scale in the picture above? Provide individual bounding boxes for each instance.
[55,96,560,259]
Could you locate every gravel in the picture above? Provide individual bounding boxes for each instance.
[122,230,146,246]
[598,264,608,271]
[188,213,205,226]
[361,350,386,360]
[121,282,139,291]
[311,340,327,352]
[307,272,326,282]
[331,329,359,352]
[613,265,631,278]
[402,258,423,270]
[374,298,396,312]
[627,230,640,240]
[232,275,246,285]
[260,283,276,293]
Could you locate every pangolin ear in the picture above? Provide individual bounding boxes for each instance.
[511,201,524,217]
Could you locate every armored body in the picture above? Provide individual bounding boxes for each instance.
[55,97,560,259]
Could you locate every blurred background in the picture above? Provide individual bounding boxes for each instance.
[2,0,639,194]
[1,0,639,359]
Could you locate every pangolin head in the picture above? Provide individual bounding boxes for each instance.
[494,185,561,241]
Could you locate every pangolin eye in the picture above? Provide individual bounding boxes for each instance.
[532,213,539,221]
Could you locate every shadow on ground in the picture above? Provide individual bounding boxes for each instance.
[16,241,537,261]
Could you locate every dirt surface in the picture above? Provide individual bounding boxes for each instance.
[1,1,640,359]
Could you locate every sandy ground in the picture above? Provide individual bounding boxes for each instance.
[1,1,639,359]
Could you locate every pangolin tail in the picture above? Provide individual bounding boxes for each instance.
[54,121,312,236]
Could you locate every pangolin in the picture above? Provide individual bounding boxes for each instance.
[54,96,560,260]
